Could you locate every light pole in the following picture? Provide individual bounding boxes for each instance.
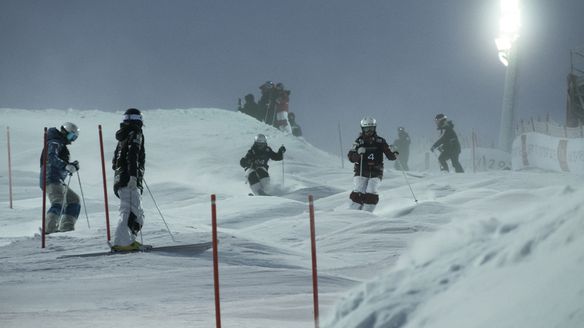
[495,0,521,152]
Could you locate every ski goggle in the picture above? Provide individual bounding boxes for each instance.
[362,126,375,133]
[67,131,78,142]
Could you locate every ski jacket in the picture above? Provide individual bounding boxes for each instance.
[274,89,290,113]
[112,124,145,197]
[348,133,397,178]
[432,120,461,154]
[240,145,283,171]
[39,127,72,186]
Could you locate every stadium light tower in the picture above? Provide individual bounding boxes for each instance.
[495,0,521,152]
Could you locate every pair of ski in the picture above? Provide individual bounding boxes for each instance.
[58,241,213,259]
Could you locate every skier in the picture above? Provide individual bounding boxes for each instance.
[430,113,464,173]
[239,93,262,121]
[393,126,411,171]
[273,82,292,133]
[39,122,81,233]
[258,81,276,124]
[288,112,303,137]
[347,117,398,212]
[240,134,286,196]
[111,108,147,251]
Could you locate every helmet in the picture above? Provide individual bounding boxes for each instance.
[360,116,376,128]
[123,108,143,126]
[435,113,447,127]
[435,113,447,121]
[61,122,79,142]
[259,81,274,90]
[360,117,376,135]
[398,126,405,132]
[254,134,267,145]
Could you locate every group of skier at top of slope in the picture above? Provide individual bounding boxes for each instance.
[39,109,463,251]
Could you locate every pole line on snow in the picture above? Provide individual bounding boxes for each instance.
[211,194,222,328]
[143,179,176,242]
[7,127,13,209]
[98,125,111,241]
[308,195,320,328]
[41,128,48,248]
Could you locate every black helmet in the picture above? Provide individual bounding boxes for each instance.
[434,113,447,128]
[123,108,143,126]
[244,94,255,102]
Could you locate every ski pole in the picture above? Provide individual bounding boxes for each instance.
[143,178,176,242]
[76,171,91,229]
[396,156,418,203]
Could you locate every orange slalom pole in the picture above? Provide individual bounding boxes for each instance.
[98,125,111,241]
[41,128,48,248]
[7,127,13,209]
[211,194,222,328]
[309,194,320,328]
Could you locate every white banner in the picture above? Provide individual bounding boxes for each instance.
[511,132,584,173]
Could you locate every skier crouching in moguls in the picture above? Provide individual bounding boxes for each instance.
[240,134,286,196]
[347,117,398,212]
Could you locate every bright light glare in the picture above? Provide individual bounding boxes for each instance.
[495,0,521,66]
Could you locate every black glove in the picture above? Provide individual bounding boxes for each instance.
[279,145,286,154]
[430,146,436,152]
[393,151,399,156]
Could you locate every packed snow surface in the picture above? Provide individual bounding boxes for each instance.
[0,108,582,328]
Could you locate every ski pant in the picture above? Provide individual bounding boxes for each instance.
[274,111,292,134]
[438,151,464,173]
[246,167,271,195]
[349,176,381,212]
[113,186,144,247]
[45,183,80,232]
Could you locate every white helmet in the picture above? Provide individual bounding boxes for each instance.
[61,122,79,142]
[360,116,376,128]
[254,134,267,145]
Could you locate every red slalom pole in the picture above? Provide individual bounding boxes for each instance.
[211,194,222,328]
[7,127,13,209]
[98,125,111,241]
[308,194,320,328]
[41,128,48,248]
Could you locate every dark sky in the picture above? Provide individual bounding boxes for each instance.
[1,0,583,153]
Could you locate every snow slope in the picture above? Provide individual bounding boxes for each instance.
[0,108,582,328]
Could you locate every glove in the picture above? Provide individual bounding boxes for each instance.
[279,145,286,154]
[393,151,399,156]
[127,176,138,189]
[430,146,436,152]
[357,147,366,155]
[65,160,79,174]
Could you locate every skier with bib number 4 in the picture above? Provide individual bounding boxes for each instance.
[111,108,147,252]
[240,134,286,196]
[347,117,398,212]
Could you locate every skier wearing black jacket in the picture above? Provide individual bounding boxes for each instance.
[111,108,146,251]
[347,117,398,212]
[240,134,285,196]
[430,113,464,173]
